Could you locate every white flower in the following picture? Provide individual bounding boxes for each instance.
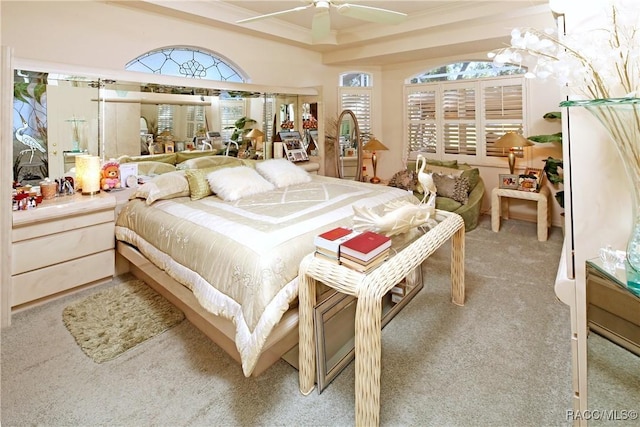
[489,1,640,100]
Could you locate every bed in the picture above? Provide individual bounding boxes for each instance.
[115,159,417,376]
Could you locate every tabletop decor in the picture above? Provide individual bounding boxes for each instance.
[489,1,640,290]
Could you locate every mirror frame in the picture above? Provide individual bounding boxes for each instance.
[336,109,362,181]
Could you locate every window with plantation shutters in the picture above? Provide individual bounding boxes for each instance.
[185,105,206,139]
[406,89,437,155]
[157,104,175,135]
[220,98,246,142]
[405,74,525,164]
[442,87,476,155]
[340,90,371,143]
[484,82,524,158]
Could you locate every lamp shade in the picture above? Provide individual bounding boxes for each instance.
[246,128,264,139]
[494,132,534,148]
[76,155,101,195]
[362,137,389,151]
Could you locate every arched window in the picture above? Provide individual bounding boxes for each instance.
[408,61,525,83]
[125,46,247,83]
[339,72,372,144]
[126,47,250,143]
[405,62,527,165]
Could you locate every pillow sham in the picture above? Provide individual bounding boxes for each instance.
[129,170,190,205]
[207,166,275,202]
[432,173,470,205]
[255,158,312,188]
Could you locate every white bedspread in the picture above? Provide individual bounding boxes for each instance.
[115,175,416,376]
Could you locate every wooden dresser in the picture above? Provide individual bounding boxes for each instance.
[11,192,116,310]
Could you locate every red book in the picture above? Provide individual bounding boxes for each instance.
[340,231,392,262]
[314,227,361,254]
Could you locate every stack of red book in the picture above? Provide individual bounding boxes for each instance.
[313,227,361,264]
[339,231,392,273]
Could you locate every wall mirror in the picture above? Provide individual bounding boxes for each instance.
[336,109,362,181]
[12,66,318,184]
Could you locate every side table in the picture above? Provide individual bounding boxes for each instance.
[491,186,550,241]
[298,210,466,426]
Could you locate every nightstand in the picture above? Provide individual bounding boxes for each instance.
[491,186,551,241]
[11,192,116,310]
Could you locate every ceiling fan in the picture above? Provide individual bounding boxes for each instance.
[236,1,407,43]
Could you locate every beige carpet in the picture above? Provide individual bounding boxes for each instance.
[62,279,185,363]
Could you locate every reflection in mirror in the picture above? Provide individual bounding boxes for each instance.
[12,67,317,185]
[336,109,362,181]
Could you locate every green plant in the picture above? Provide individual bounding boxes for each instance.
[224,116,256,143]
[528,111,564,208]
[542,156,564,208]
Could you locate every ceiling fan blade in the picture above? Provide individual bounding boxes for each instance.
[311,10,331,42]
[336,4,407,25]
[237,5,311,24]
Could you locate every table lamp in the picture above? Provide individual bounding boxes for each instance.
[362,137,389,184]
[494,132,534,174]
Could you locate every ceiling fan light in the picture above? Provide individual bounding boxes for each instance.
[315,1,330,10]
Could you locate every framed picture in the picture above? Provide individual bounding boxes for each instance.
[499,174,519,189]
[524,167,542,180]
[518,175,539,192]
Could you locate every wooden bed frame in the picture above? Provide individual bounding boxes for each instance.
[116,241,300,376]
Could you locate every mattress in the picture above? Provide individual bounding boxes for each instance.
[115,174,416,376]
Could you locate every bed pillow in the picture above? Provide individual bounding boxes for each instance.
[184,163,243,200]
[134,161,177,176]
[176,155,244,170]
[255,158,312,188]
[432,173,470,205]
[130,170,190,205]
[207,166,275,201]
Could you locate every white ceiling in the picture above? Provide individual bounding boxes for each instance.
[120,1,554,66]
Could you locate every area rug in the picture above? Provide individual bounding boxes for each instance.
[62,279,185,363]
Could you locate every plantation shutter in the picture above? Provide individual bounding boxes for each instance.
[442,87,476,155]
[340,90,371,144]
[157,104,175,135]
[185,105,206,139]
[406,88,437,155]
[484,81,524,157]
[220,99,245,142]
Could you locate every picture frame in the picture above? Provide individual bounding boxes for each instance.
[518,175,539,192]
[499,174,519,189]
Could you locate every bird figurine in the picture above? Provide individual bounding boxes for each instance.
[416,154,437,204]
[352,198,436,237]
[15,119,46,163]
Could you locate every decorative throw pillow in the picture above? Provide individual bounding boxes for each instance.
[255,158,312,188]
[207,166,275,202]
[432,173,470,205]
[184,164,245,200]
[130,170,190,205]
[460,167,480,191]
[388,169,418,191]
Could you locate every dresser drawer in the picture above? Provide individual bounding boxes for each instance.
[12,209,114,243]
[11,250,114,307]
[12,221,115,275]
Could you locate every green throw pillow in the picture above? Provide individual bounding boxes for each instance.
[460,168,480,190]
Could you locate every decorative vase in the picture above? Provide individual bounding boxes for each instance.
[562,98,640,292]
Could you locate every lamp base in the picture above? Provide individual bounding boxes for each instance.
[508,150,516,174]
[370,176,381,184]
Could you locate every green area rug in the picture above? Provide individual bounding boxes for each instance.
[62,279,185,363]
